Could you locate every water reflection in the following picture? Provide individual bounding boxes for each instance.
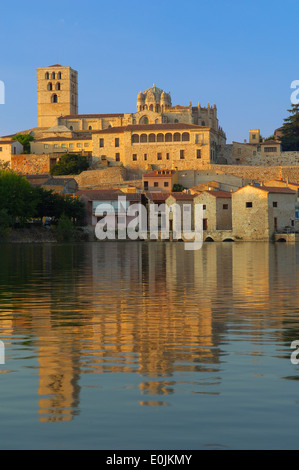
[0,241,298,423]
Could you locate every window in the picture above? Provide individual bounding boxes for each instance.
[47,82,53,91]
[201,121,205,126]
[246,202,253,208]
[69,143,74,148]
[115,138,119,147]
[203,205,206,210]
[84,143,89,147]
[132,154,137,161]
[144,181,148,190]
[54,144,59,149]
[89,126,92,130]
[180,150,185,159]
[100,138,104,148]
[164,182,169,187]
[264,147,277,153]
[166,153,170,160]
[77,143,82,148]
[57,72,62,79]
[45,72,49,80]
[197,149,201,159]
[154,182,159,187]
[56,82,61,91]
[62,144,67,148]
[273,201,278,207]
[223,204,228,210]
[203,219,208,230]
[252,134,256,140]
[0,147,2,152]
[70,126,73,131]
[157,153,162,160]
[51,72,56,80]
[144,154,147,161]
[51,94,58,103]
[115,153,120,162]
[44,144,49,149]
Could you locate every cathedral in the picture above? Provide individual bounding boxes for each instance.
[2,65,227,171]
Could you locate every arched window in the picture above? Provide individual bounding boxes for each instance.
[89,126,92,130]
[174,133,181,142]
[57,72,62,79]
[140,134,147,143]
[139,116,149,125]
[165,133,172,142]
[157,133,164,142]
[174,119,179,123]
[56,82,61,91]
[51,72,56,80]
[149,133,156,143]
[47,82,53,91]
[149,104,154,111]
[132,134,140,144]
[45,72,49,80]
[51,94,58,103]
[182,132,190,142]
[156,105,160,113]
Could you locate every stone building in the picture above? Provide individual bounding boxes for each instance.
[194,191,232,231]
[0,140,23,163]
[232,185,297,240]
[37,65,78,128]
[142,169,179,192]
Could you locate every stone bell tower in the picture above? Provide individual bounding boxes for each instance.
[37,65,78,128]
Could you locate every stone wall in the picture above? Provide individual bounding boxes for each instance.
[74,167,127,188]
[208,164,299,183]
[12,154,52,174]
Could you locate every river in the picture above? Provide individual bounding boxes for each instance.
[0,241,299,449]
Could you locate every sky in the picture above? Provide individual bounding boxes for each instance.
[0,0,298,143]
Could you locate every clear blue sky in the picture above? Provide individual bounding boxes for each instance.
[0,0,297,143]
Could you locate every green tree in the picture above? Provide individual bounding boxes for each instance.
[0,170,38,223]
[35,187,84,224]
[172,183,186,192]
[12,134,34,154]
[280,104,299,151]
[56,214,74,241]
[50,153,89,175]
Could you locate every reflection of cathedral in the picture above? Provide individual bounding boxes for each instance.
[3,241,294,421]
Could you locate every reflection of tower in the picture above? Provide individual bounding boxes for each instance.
[37,65,78,128]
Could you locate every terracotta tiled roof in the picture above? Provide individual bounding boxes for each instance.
[261,140,281,145]
[34,136,92,142]
[0,140,15,145]
[202,190,232,198]
[61,113,124,119]
[234,185,296,194]
[76,189,141,201]
[258,186,296,194]
[145,192,171,201]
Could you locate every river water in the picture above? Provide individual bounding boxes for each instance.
[0,241,299,450]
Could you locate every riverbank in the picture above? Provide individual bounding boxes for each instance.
[1,226,92,243]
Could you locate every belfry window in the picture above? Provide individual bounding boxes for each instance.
[51,94,58,103]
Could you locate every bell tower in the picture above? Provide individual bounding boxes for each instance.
[37,65,78,128]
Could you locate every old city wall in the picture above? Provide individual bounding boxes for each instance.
[12,154,52,174]
[209,164,299,183]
